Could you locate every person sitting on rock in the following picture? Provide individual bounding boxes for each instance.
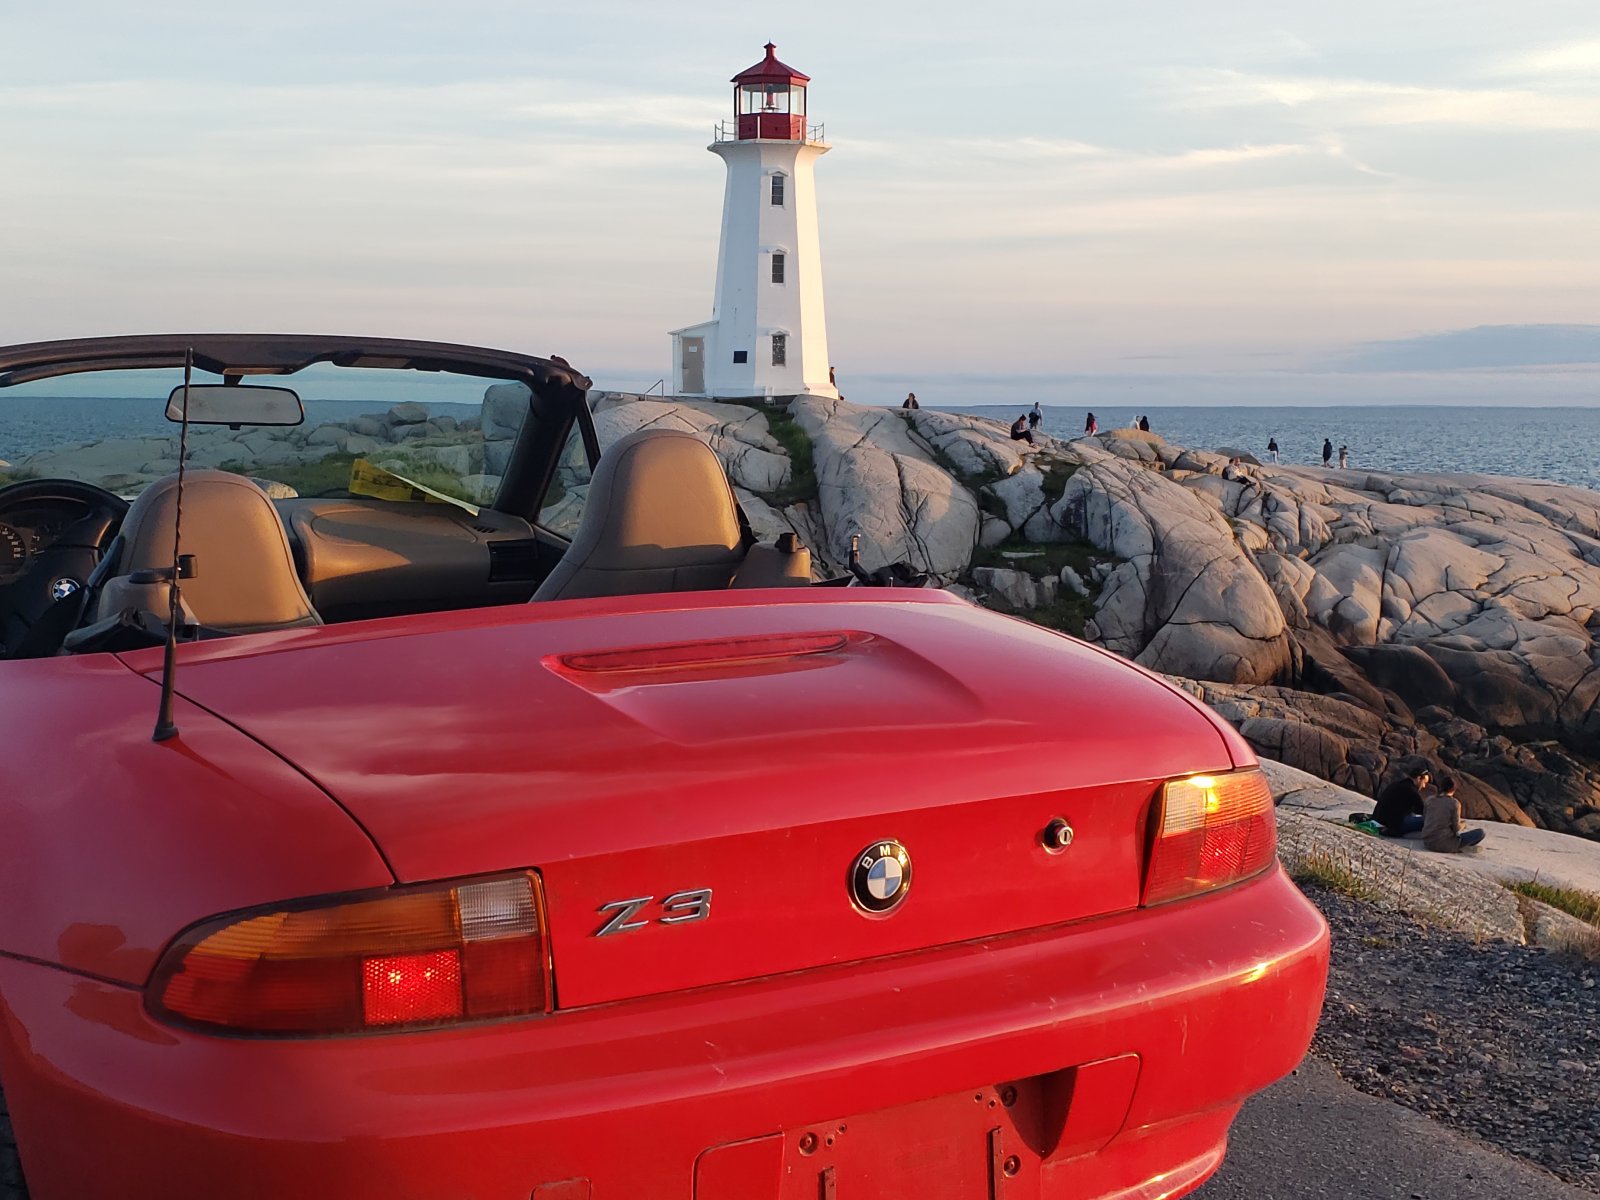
[901,392,919,410]
[1373,762,1430,836]
[1422,772,1485,853]
[1222,457,1259,491]
[1010,414,1036,446]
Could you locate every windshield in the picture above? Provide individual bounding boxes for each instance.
[0,364,529,511]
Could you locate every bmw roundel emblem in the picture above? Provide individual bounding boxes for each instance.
[851,840,912,914]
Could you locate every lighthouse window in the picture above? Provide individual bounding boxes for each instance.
[772,334,787,366]
[771,253,786,284]
[771,174,785,206]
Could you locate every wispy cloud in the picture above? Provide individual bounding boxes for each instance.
[1167,69,1600,131]
[0,77,722,135]
[1486,38,1600,80]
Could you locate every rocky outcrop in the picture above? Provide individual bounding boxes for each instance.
[588,394,792,494]
[1051,457,1291,682]
[971,567,1058,611]
[791,396,981,580]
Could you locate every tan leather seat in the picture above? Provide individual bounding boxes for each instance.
[96,470,321,633]
[533,428,810,602]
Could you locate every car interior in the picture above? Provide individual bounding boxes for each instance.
[0,336,822,659]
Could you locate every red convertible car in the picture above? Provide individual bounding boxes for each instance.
[0,335,1327,1200]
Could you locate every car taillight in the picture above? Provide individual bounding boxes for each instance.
[148,872,551,1035]
[1142,769,1276,906]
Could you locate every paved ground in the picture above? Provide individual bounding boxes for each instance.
[1195,1057,1596,1200]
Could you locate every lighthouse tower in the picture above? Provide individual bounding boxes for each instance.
[670,44,837,400]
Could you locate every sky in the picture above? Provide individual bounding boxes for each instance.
[4,0,1600,405]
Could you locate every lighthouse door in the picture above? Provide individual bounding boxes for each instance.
[681,337,706,393]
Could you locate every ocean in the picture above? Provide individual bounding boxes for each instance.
[3,395,1599,492]
[954,404,1600,491]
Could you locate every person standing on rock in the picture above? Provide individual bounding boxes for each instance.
[1084,411,1098,437]
[1373,762,1430,836]
[901,392,919,410]
[1010,414,1036,446]
[1267,436,1279,463]
[1322,437,1334,467]
[1422,773,1486,852]
[1338,444,1349,469]
[1028,401,1042,430]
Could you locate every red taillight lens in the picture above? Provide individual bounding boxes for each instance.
[1142,769,1276,906]
[149,872,551,1035]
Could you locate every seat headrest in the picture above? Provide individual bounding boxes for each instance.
[100,469,319,632]
[574,429,744,570]
[531,429,749,602]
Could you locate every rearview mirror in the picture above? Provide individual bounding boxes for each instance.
[166,384,305,427]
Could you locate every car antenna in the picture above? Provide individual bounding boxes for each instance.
[153,347,198,742]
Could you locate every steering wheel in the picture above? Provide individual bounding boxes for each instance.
[0,479,129,657]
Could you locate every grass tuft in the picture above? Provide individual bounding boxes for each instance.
[1507,880,1600,927]
[760,410,818,507]
[968,536,1109,638]
[1289,847,1385,903]
[222,453,359,498]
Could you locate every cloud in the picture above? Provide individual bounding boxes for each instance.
[1167,69,1600,131]
[1487,39,1600,80]
[843,131,1379,196]
[1328,325,1600,371]
[0,77,722,136]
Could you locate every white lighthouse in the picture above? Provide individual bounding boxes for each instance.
[670,43,837,400]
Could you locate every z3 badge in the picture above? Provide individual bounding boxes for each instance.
[593,888,712,937]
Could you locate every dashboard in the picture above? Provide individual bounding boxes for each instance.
[0,504,86,584]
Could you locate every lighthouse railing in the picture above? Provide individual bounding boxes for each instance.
[713,120,828,144]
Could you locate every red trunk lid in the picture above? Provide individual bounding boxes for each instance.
[139,591,1235,1009]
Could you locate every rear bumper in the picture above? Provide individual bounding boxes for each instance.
[0,867,1328,1200]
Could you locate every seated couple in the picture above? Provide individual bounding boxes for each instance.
[1371,763,1485,852]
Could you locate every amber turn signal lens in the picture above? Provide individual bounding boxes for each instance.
[149,872,551,1035]
[1142,769,1276,906]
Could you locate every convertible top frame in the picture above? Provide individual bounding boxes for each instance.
[0,334,593,393]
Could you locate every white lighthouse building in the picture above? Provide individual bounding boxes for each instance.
[670,44,837,400]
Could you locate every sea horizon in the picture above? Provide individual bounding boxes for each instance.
[7,393,1600,493]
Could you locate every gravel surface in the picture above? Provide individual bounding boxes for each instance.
[1306,882,1600,1190]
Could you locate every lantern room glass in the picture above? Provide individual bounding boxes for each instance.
[740,83,805,116]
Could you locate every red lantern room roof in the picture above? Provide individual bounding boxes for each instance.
[731,42,810,86]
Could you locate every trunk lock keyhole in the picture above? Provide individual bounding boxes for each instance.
[1042,818,1075,853]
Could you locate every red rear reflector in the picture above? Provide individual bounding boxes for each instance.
[150,872,551,1036]
[362,950,464,1025]
[1142,770,1276,906]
